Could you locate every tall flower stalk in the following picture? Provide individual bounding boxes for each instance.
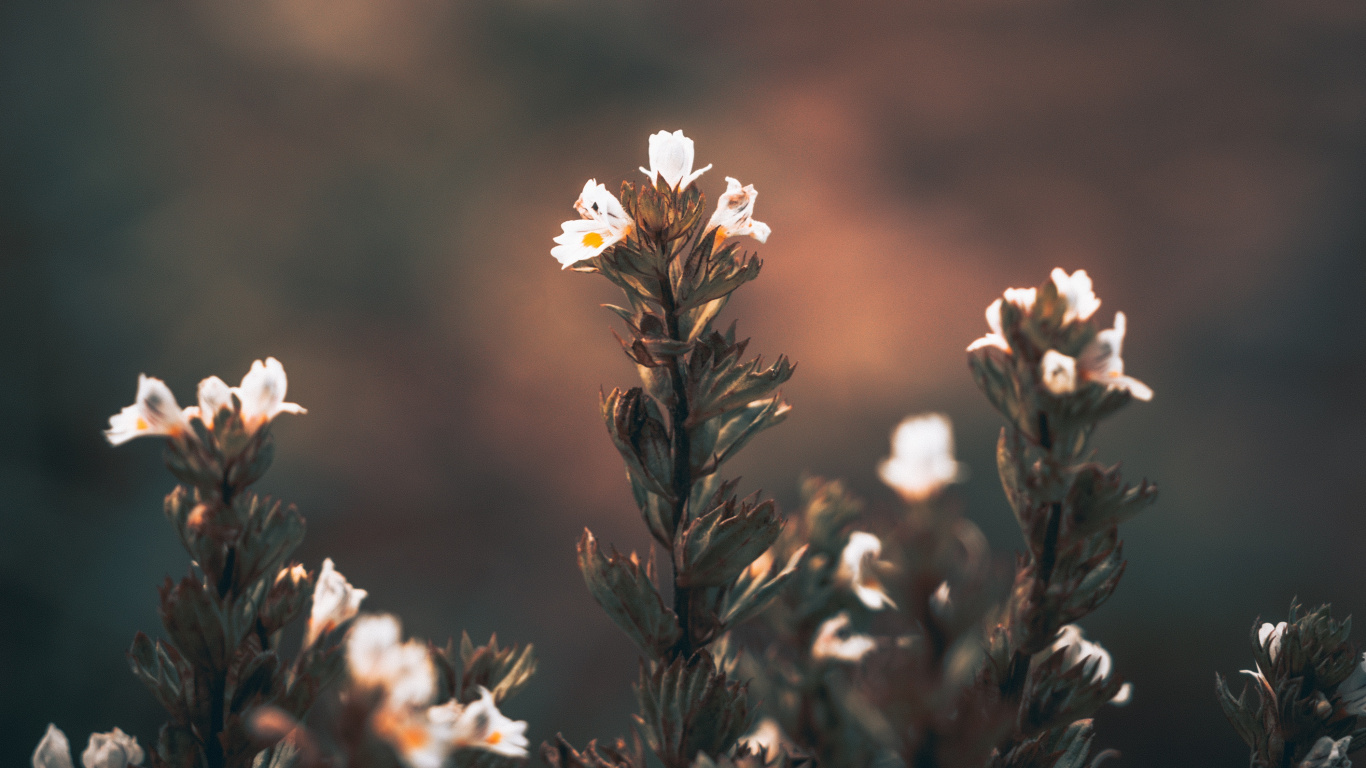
[966,270,1156,767]
[547,129,800,768]
[106,359,352,768]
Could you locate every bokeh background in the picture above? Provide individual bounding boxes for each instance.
[3,0,1364,764]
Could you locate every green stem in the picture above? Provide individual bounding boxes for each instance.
[658,275,695,661]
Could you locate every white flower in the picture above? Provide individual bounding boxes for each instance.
[236,358,306,430]
[194,376,234,424]
[33,725,74,768]
[1050,268,1101,325]
[740,717,788,762]
[639,129,711,190]
[966,288,1037,353]
[81,729,144,768]
[1043,625,1128,705]
[1077,312,1153,401]
[1040,350,1078,396]
[430,687,530,758]
[105,375,189,445]
[1300,736,1352,768]
[877,413,964,502]
[1259,621,1288,663]
[811,612,877,662]
[306,558,367,646]
[835,532,896,611]
[707,177,770,243]
[551,180,634,268]
[347,614,436,710]
[1337,653,1366,716]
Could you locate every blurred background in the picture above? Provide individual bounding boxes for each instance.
[2,0,1364,764]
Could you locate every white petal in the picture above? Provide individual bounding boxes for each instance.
[105,375,187,445]
[196,376,233,422]
[236,358,305,428]
[707,177,770,243]
[811,613,877,662]
[1110,682,1133,707]
[447,688,530,758]
[1051,268,1101,324]
[33,725,75,768]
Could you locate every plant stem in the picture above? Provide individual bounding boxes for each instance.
[659,275,695,661]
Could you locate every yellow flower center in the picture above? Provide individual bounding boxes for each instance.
[136,417,149,431]
[582,231,604,248]
[487,731,502,745]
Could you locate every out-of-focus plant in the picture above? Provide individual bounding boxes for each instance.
[545,130,803,768]
[1217,601,1366,767]
[37,359,536,768]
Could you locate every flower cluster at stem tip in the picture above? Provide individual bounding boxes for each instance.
[551,129,771,268]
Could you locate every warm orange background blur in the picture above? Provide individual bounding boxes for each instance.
[2,1,1364,765]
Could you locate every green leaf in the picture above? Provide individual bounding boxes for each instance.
[675,496,783,588]
[634,652,753,768]
[578,529,680,659]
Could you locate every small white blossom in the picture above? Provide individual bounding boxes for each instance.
[194,376,234,423]
[236,358,306,430]
[347,614,436,710]
[1051,268,1101,325]
[811,612,877,662]
[430,687,530,758]
[1300,736,1352,768]
[81,729,144,768]
[835,532,896,611]
[1077,312,1153,401]
[707,177,770,243]
[551,180,634,268]
[966,288,1037,353]
[740,718,788,762]
[1337,653,1366,716]
[877,413,965,502]
[33,725,74,768]
[1044,625,1128,705]
[105,375,189,445]
[639,129,711,190]
[307,558,368,646]
[1259,621,1288,663]
[1040,350,1078,396]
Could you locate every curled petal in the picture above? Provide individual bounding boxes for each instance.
[105,375,187,446]
[835,532,896,610]
[1051,268,1101,324]
[708,176,770,243]
[811,612,876,662]
[33,724,75,768]
[236,358,306,429]
[307,558,367,646]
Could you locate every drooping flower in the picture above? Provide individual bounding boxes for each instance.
[1077,312,1153,401]
[33,725,74,768]
[877,413,965,502]
[1040,350,1078,396]
[835,532,896,611]
[430,687,530,758]
[105,375,189,445]
[551,180,634,268]
[1336,652,1366,715]
[811,612,877,662]
[639,129,711,191]
[236,358,306,430]
[346,614,436,710]
[306,558,367,647]
[966,288,1037,353]
[1051,268,1101,325]
[708,177,770,243]
[81,729,144,768]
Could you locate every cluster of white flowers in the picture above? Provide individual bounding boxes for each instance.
[33,724,143,768]
[551,129,770,268]
[835,531,896,611]
[877,412,965,502]
[1043,624,1132,706]
[105,357,305,445]
[346,614,528,767]
[967,269,1152,402]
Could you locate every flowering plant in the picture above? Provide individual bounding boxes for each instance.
[30,127,1352,768]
